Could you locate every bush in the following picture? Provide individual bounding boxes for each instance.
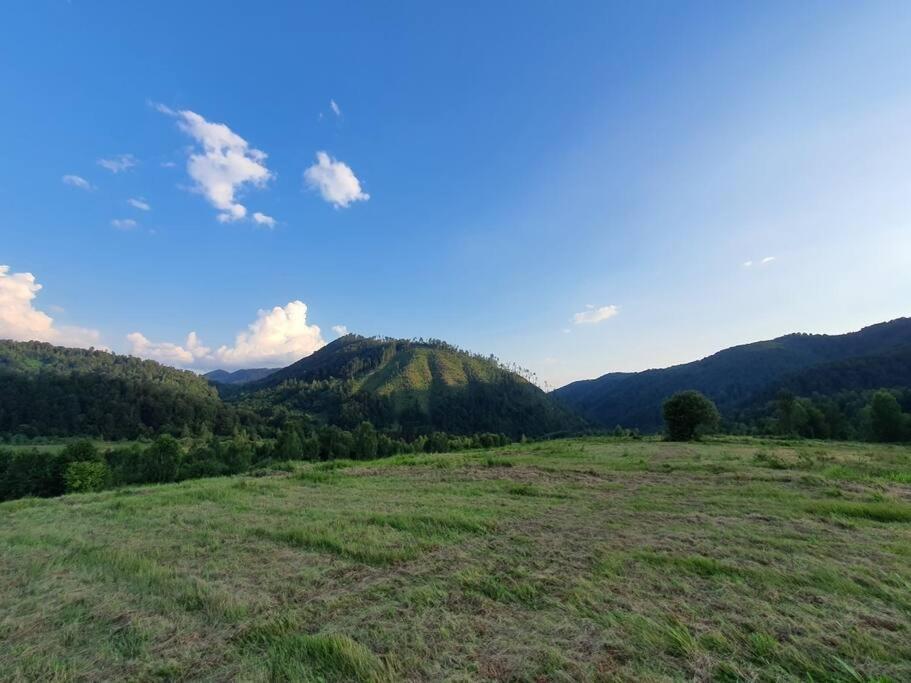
[663,391,720,441]
[64,460,110,493]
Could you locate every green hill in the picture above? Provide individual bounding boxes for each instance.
[553,318,911,431]
[0,340,236,439]
[234,335,582,437]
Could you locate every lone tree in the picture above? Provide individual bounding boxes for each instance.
[663,390,720,441]
[870,390,905,442]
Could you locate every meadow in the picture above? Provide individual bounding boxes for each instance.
[1,437,909,681]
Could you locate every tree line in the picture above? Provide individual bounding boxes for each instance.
[0,423,513,502]
[731,388,911,442]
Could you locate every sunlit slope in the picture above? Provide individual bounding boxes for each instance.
[238,335,581,436]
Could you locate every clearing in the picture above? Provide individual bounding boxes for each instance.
[1,437,909,681]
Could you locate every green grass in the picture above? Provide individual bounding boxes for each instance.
[1,437,910,680]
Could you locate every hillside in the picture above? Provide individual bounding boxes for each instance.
[1,437,909,680]
[554,318,911,431]
[0,340,236,439]
[204,367,276,385]
[234,335,582,437]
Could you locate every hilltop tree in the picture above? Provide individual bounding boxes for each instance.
[663,391,720,441]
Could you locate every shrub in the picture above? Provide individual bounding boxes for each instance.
[65,460,111,493]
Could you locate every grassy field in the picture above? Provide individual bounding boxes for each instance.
[1,437,910,681]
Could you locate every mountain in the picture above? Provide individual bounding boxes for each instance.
[553,318,911,432]
[234,334,582,437]
[0,340,238,439]
[204,367,276,385]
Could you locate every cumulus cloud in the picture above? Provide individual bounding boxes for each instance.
[111,218,138,230]
[128,197,151,211]
[214,301,324,367]
[330,99,341,117]
[573,304,619,325]
[98,154,137,173]
[304,151,369,208]
[0,265,101,347]
[252,212,276,228]
[161,107,273,223]
[331,324,348,336]
[127,331,210,366]
[62,174,93,190]
[128,300,325,369]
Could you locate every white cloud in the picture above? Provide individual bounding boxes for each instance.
[562,328,572,334]
[128,197,151,211]
[252,212,276,228]
[761,256,776,265]
[573,305,619,325]
[62,174,93,191]
[161,161,177,168]
[0,265,101,347]
[330,99,341,117]
[743,260,753,268]
[214,301,324,367]
[128,300,325,369]
[162,108,273,223]
[304,151,369,208]
[331,324,348,336]
[97,154,137,173]
[126,331,209,366]
[111,218,138,230]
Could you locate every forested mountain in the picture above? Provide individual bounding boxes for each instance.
[204,368,276,385]
[553,318,911,432]
[232,335,582,437]
[0,340,242,439]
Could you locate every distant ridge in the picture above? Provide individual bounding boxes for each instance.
[204,367,276,385]
[553,318,911,431]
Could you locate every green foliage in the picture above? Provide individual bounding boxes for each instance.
[662,391,720,441]
[64,460,110,493]
[141,435,182,483]
[353,421,378,459]
[870,390,905,442]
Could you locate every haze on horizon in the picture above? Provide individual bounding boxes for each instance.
[2,1,910,388]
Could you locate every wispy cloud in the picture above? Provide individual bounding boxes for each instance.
[573,304,619,325]
[330,99,341,117]
[304,151,369,208]
[331,324,348,336]
[252,212,276,228]
[128,197,151,211]
[111,218,138,230]
[157,105,274,223]
[97,154,137,173]
[62,174,93,191]
[744,256,776,268]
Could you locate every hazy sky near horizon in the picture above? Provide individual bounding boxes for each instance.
[2,1,910,387]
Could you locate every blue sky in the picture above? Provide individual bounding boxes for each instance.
[2,1,910,387]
